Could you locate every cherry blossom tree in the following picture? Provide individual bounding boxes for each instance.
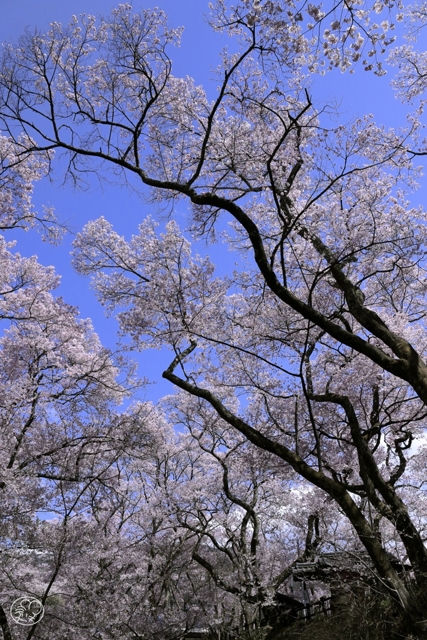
[0,128,175,639]
[2,0,427,635]
[161,397,329,636]
[0,201,200,638]
[0,405,203,640]
[0,134,62,242]
[0,130,255,640]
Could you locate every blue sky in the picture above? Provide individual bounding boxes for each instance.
[0,0,423,403]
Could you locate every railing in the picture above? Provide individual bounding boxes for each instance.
[297,596,332,620]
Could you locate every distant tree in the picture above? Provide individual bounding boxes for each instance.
[2,1,427,635]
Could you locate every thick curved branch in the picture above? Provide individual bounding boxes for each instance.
[192,551,240,596]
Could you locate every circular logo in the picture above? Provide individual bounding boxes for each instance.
[10,597,44,626]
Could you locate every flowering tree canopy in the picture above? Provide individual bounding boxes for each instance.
[3,1,427,638]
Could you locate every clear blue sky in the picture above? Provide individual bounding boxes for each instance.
[0,1,422,402]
